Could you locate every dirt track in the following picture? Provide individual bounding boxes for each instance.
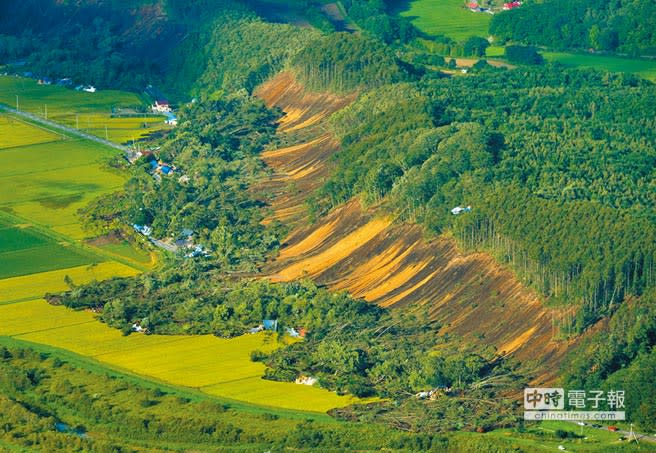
[255,72,578,383]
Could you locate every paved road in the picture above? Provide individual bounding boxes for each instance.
[0,103,130,152]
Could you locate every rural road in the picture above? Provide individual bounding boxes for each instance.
[0,103,130,152]
[566,421,656,444]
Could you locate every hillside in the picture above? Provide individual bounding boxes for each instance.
[256,71,577,383]
[1,0,655,449]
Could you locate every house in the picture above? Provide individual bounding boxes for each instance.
[152,99,171,113]
[451,205,472,215]
[503,1,521,10]
[83,85,97,93]
[416,391,431,399]
[185,245,208,258]
[178,175,190,184]
[248,325,264,334]
[295,375,318,386]
[263,319,278,331]
[161,165,173,175]
[286,327,301,338]
[131,322,145,333]
[133,224,152,236]
[165,112,178,126]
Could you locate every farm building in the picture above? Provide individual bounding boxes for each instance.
[165,112,178,125]
[503,1,521,10]
[295,375,318,386]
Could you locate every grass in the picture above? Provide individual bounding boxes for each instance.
[0,75,169,144]
[0,299,366,412]
[400,0,492,42]
[543,52,656,82]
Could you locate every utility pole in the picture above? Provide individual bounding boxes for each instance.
[629,424,639,444]
[44,104,47,120]
[15,95,18,110]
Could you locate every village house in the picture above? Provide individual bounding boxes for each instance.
[152,99,172,113]
[295,375,318,386]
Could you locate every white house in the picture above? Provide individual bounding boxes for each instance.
[152,99,171,113]
[83,85,97,93]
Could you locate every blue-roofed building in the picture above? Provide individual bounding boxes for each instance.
[263,320,278,331]
[161,165,172,175]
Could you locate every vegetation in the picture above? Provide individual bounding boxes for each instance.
[1,0,656,448]
[490,0,656,55]
[312,66,656,338]
[504,45,544,65]
[0,298,361,412]
[292,33,413,93]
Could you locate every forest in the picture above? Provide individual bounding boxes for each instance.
[490,0,656,55]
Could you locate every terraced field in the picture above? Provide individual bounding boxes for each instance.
[0,117,127,239]
[0,76,169,143]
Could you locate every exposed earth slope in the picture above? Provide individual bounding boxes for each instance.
[256,72,576,381]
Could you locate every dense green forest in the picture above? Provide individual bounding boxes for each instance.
[490,0,656,55]
[313,66,656,331]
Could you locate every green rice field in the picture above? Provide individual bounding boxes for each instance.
[400,0,491,41]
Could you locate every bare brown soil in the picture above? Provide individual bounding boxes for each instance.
[255,72,578,383]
